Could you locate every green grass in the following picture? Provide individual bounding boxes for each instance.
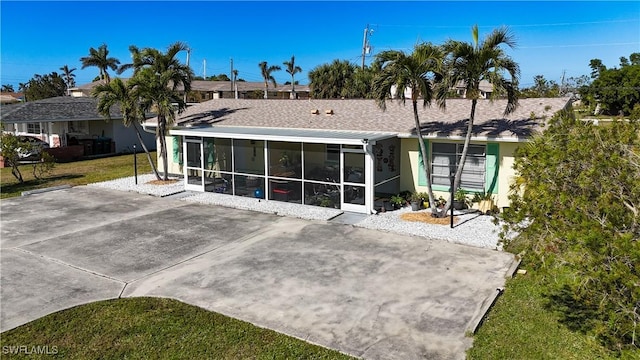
[467,263,621,360]
[1,152,157,199]
[0,297,355,359]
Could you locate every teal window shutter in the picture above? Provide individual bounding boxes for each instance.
[172,136,182,164]
[417,139,430,186]
[485,143,499,194]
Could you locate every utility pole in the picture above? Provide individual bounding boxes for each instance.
[203,59,206,79]
[361,24,373,70]
[230,58,234,94]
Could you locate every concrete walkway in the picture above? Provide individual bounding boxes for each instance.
[1,186,516,360]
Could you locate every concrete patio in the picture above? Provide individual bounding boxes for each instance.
[1,186,516,360]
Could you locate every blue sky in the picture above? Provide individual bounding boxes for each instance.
[1,1,639,89]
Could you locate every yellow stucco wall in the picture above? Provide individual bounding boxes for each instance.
[157,135,183,175]
[400,137,522,210]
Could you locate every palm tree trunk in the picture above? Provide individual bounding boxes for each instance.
[442,98,477,216]
[132,122,161,180]
[158,116,169,181]
[413,100,438,214]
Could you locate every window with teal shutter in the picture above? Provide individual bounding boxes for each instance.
[172,136,182,164]
[485,143,499,194]
[417,139,429,186]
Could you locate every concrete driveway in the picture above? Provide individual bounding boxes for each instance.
[1,186,516,360]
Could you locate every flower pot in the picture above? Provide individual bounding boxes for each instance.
[453,200,465,210]
[478,199,494,214]
[411,201,420,211]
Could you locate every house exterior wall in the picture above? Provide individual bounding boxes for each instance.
[111,121,156,153]
[497,142,519,209]
[399,137,520,209]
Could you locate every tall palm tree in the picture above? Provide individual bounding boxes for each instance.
[258,61,281,99]
[1,84,14,92]
[92,77,161,180]
[440,25,519,215]
[128,42,193,180]
[80,44,120,84]
[372,43,446,213]
[283,55,302,99]
[59,65,76,95]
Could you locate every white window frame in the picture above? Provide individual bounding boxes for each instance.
[27,122,41,134]
[431,142,486,191]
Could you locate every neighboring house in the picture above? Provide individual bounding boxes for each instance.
[180,81,310,101]
[454,80,493,99]
[0,96,156,156]
[144,97,569,214]
[70,80,311,101]
[0,92,24,104]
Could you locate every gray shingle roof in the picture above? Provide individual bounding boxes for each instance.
[151,97,569,140]
[0,96,121,123]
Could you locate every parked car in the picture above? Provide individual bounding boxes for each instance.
[17,135,49,160]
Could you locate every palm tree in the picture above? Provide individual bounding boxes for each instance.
[372,43,446,214]
[258,61,281,99]
[440,25,519,215]
[59,65,76,95]
[127,42,193,180]
[1,84,14,92]
[283,55,302,99]
[116,45,146,75]
[92,78,161,180]
[308,59,359,99]
[80,44,120,84]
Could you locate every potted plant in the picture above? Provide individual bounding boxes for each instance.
[409,192,422,211]
[472,191,494,215]
[390,194,406,209]
[453,188,469,210]
[416,192,429,209]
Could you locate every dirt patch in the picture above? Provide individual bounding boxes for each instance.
[146,179,180,186]
[400,212,459,225]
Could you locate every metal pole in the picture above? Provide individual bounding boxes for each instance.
[133,144,138,185]
[450,171,454,228]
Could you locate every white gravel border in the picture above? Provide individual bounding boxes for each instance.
[87,174,504,249]
[87,174,185,197]
[184,192,343,221]
[356,207,504,250]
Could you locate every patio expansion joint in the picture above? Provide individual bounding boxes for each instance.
[11,247,126,285]
[125,217,292,284]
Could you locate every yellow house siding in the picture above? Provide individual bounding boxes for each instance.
[401,137,522,210]
[497,142,520,209]
[400,138,419,193]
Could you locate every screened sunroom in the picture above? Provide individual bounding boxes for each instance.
[169,126,400,214]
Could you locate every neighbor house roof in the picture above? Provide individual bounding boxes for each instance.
[72,80,310,95]
[146,97,570,141]
[178,80,310,93]
[0,96,122,123]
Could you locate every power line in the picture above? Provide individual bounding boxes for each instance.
[371,18,639,29]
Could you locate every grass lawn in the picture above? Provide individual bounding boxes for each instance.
[467,261,621,360]
[0,297,355,359]
[1,153,157,199]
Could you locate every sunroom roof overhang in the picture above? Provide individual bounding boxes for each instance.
[170,126,398,145]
